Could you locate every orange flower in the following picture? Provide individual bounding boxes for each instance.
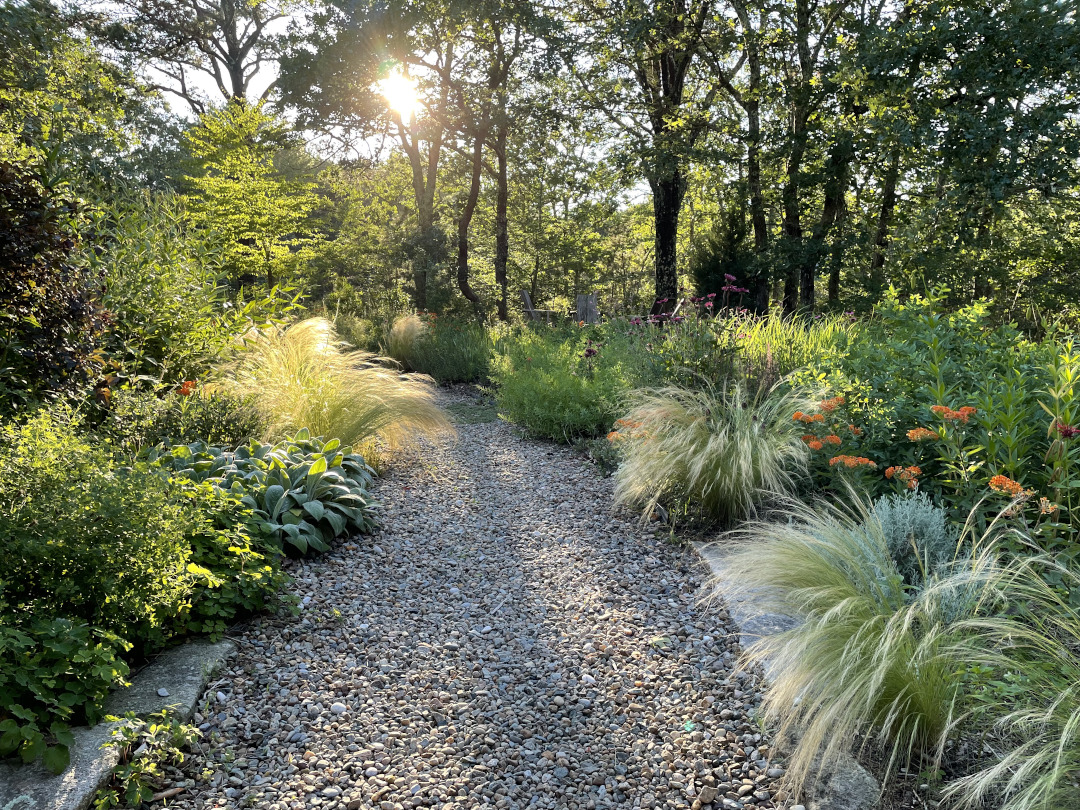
[1040,497,1059,515]
[824,434,842,445]
[848,424,862,436]
[885,465,921,488]
[812,413,825,423]
[829,455,877,469]
[793,411,806,422]
[885,466,899,479]
[178,380,196,396]
[801,434,817,443]
[808,440,824,450]
[820,396,845,412]
[907,427,937,442]
[989,475,1024,496]
[931,405,949,416]
[607,431,621,442]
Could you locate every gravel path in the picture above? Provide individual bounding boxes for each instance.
[167,393,787,810]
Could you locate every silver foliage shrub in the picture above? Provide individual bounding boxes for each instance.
[870,490,958,586]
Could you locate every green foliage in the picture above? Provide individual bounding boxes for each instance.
[150,430,378,557]
[719,496,994,796]
[490,323,647,441]
[221,317,452,449]
[100,387,265,454]
[0,409,196,647]
[409,316,492,384]
[384,313,428,370]
[90,193,305,387]
[94,710,201,810]
[183,101,318,288]
[0,617,130,774]
[612,382,811,524]
[871,491,959,588]
[0,157,101,412]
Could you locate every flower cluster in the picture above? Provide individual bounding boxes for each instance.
[906,427,938,442]
[1054,422,1080,440]
[829,455,877,470]
[989,475,1025,497]
[607,418,644,443]
[930,404,977,424]
[177,380,197,397]
[1039,497,1059,515]
[794,411,826,424]
[885,465,922,489]
[819,395,845,413]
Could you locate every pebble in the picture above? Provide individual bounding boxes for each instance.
[164,391,784,810]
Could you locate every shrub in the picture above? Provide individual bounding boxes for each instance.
[0,617,130,773]
[0,409,196,647]
[716,496,993,796]
[612,382,811,524]
[490,323,649,441]
[409,317,491,384]
[0,157,102,412]
[871,490,959,587]
[151,431,378,557]
[100,386,265,453]
[220,317,452,449]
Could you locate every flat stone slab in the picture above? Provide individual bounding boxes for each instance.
[0,639,235,810]
[697,540,881,810]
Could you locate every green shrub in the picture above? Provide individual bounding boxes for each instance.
[717,495,993,795]
[0,617,130,773]
[221,317,452,449]
[178,481,290,637]
[612,382,811,524]
[0,410,196,646]
[410,317,491,383]
[151,430,378,557]
[490,323,650,441]
[100,386,265,453]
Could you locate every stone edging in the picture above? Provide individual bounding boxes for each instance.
[0,639,236,810]
[696,542,881,810]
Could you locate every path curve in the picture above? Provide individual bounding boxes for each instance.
[167,391,786,810]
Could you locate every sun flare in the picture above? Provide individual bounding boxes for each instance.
[379,72,420,120]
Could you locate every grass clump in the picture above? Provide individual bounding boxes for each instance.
[612,382,811,524]
[383,313,428,370]
[221,317,452,449]
[716,495,991,798]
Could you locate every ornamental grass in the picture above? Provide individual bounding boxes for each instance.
[220,317,452,449]
[715,494,996,799]
[612,381,811,524]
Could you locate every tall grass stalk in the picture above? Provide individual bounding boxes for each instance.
[221,317,452,448]
[945,554,1080,810]
[383,313,428,370]
[731,312,853,384]
[715,495,997,797]
[613,381,811,524]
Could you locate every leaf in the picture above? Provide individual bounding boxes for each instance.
[264,484,285,514]
[42,743,70,774]
[303,501,326,521]
[308,455,328,477]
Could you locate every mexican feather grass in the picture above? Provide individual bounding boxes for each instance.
[613,381,811,524]
[714,494,998,799]
[221,317,452,448]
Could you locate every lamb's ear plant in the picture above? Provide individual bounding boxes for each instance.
[944,553,1080,810]
[712,491,998,798]
[219,317,452,449]
[612,381,811,525]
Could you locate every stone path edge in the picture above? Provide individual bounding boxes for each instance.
[695,542,881,810]
[0,638,236,810]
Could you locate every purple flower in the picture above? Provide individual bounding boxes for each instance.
[706,293,717,299]
[724,274,737,282]
[584,347,598,358]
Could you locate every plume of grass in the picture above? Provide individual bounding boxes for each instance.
[714,493,997,798]
[612,381,811,524]
[383,313,428,370]
[220,317,452,448]
[944,553,1080,810]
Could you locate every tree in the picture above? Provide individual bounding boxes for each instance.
[104,0,292,113]
[184,101,318,288]
[562,0,731,305]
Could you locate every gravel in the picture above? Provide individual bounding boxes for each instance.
[165,392,789,810]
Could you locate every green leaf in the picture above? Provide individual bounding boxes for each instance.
[303,501,326,521]
[42,744,70,774]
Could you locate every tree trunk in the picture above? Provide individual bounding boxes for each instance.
[494,121,510,322]
[798,130,853,309]
[651,169,684,305]
[870,150,900,292]
[456,130,485,307]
